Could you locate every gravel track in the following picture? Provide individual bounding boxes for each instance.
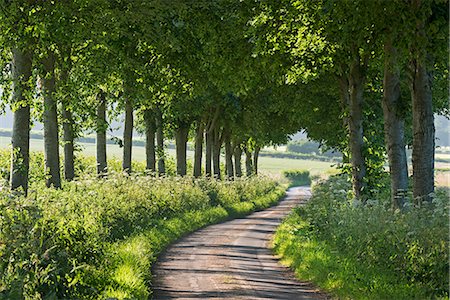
[152,186,327,299]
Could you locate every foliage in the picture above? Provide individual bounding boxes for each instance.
[0,159,283,299]
[283,170,311,187]
[286,140,341,158]
[273,175,449,299]
[260,150,340,163]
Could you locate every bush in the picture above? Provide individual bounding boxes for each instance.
[286,139,341,158]
[273,175,449,299]
[259,150,341,162]
[283,170,311,186]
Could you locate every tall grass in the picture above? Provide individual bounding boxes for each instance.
[0,150,285,299]
[273,175,449,299]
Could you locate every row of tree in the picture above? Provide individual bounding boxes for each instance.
[1,1,301,194]
[0,0,448,209]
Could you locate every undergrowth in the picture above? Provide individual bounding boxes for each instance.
[0,151,285,299]
[273,174,449,300]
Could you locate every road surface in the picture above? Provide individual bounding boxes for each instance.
[152,186,327,299]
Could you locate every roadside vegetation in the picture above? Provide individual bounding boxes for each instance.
[0,151,284,299]
[274,175,449,299]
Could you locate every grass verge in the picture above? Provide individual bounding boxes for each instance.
[273,175,449,300]
[104,186,285,299]
[0,170,285,300]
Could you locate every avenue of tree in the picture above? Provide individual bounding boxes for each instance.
[0,0,448,208]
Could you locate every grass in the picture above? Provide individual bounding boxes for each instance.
[273,175,449,300]
[273,215,428,300]
[0,156,286,299]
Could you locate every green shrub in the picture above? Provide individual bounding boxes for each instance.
[286,139,341,158]
[283,170,311,186]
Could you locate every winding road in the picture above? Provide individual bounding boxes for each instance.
[152,187,327,299]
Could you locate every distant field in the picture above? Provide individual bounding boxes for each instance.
[1,137,448,186]
[435,153,450,159]
[0,137,336,176]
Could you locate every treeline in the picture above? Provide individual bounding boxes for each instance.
[0,1,448,209]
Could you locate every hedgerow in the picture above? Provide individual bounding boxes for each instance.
[273,175,449,299]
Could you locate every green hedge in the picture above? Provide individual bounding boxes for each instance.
[273,175,449,299]
[283,170,311,186]
[259,150,341,162]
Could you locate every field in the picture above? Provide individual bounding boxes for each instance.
[0,136,337,177]
[1,136,448,186]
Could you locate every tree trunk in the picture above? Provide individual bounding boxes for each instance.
[245,148,253,176]
[411,57,434,205]
[156,108,165,175]
[382,40,408,209]
[62,102,75,181]
[175,125,189,176]
[144,109,156,172]
[348,58,366,200]
[59,68,75,182]
[122,97,133,174]
[41,52,61,188]
[96,91,107,176]
[409,1,435,206]
[212,127,222,179]
[253,146,260,175]
[224,130,234,180]
[234,145,242,178]
[193,122,204,177]
[10,48,32,194]
[205,130,212,177]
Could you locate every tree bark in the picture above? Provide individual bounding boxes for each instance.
[205,130,212,177]
[59,68,75,182]
[382,40,408,209]
[411,56,434,205]
[234,144,242,178]
[175,124,189,176]
[348,58,367,200]
[409,0,435,205]
[10,48,32,194]
[41,51,61,188]
[224,130,234,180]
[122,97,133,174]
[212,127,222,179]
[62,102,75,181]
[193,122,204,177]
[253,146,260,175]
[156,108,165,175]
[144,109,156,172]
[96,91,107,176]
[245,148,253,176]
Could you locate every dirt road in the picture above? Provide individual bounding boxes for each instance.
[152,186,326,299]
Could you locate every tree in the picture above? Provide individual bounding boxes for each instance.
[96,91,107,176]
[1,2,36,194]
[10,48,33,193]
[408,0,447,205]
[41,51,61,188]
